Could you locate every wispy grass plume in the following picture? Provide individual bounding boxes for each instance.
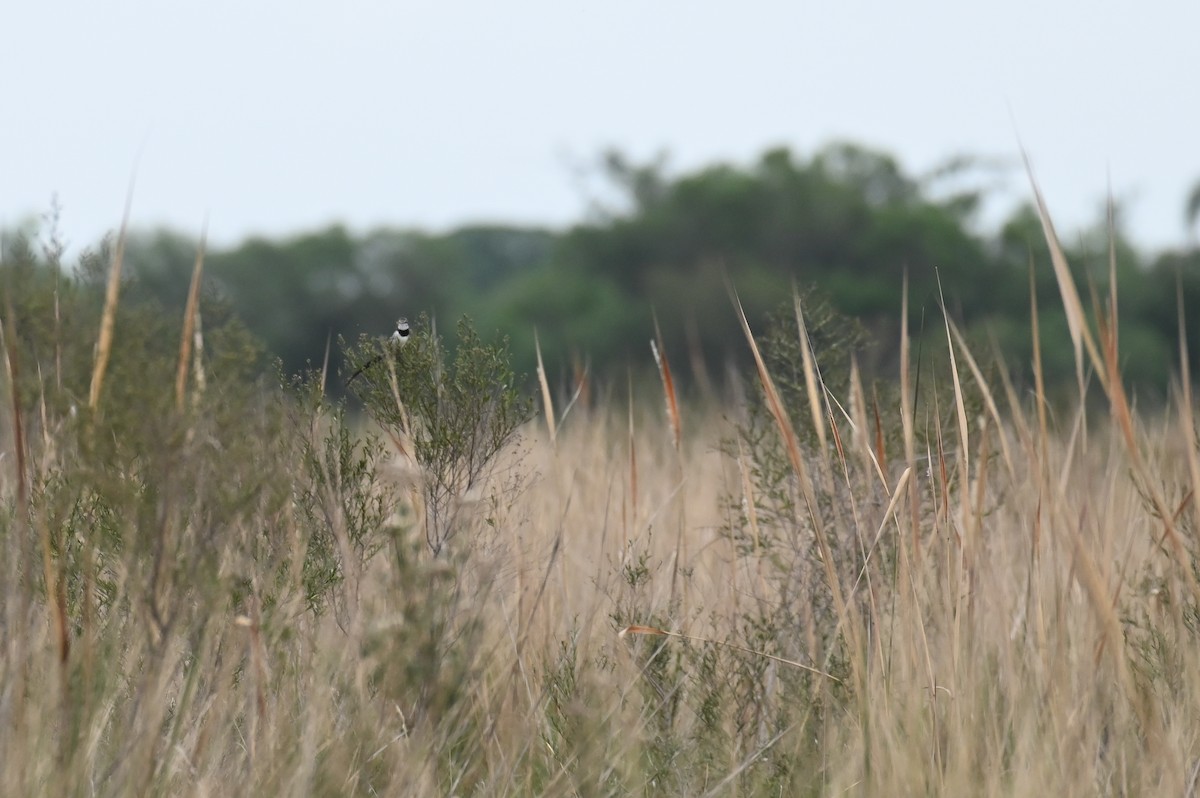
[175,223,206,413]
[88,188,132,411]
[535,327,556,444]
[651,314,681,452]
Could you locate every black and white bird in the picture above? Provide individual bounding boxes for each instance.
[348,317,411,385]
[391,317,411,347]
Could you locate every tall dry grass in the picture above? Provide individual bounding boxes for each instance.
[3,197,1200,796]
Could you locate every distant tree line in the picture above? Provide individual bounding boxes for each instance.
[55,142,1200,398]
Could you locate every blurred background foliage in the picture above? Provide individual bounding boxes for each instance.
[20,140,1200,399]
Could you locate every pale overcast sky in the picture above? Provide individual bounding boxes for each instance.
[3,1,1197,257]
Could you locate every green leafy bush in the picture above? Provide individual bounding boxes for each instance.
[344,313,534,556]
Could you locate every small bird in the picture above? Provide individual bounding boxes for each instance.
[391,317,411,347]
[348,317,411,385]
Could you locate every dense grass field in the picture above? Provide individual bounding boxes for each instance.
[4,202,1200,796]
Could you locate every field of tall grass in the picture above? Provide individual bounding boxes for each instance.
[3,190,1200,796]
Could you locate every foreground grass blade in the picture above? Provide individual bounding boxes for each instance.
[1021,149,1107,394]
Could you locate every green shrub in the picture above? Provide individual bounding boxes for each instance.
[344,313,534,556]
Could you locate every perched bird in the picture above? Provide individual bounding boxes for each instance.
[391,317,411,347]
[348,317,411,385]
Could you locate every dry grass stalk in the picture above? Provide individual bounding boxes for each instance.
[823,367,888,490]
[825,391,849,469]
[1176,285,1200,536]
[651,317,689,602]
[933,270,975,612]
[931,390,952,529]
[88,191,132,411]
[989,329,1032,460]
[848,466,912,598]
[946,315,1015,478]
[1107,195,1120,347]
[899,273,925,559]
[651,317,681,452]
[571,352,591,411]
[871,386,887,478]
[626,373,638,551]
[190,307,206,409]
[556,364,588,432]
[175,225,206,412]
[848,355,870,471]
[383,351,410,441]
[793,289,828,453]
[318,331,331,397]
[1022,150,1107,395]
[534,328,556,444]
[936,271,971,500]
[731,289,813,511]
[1028,258,1050,462]
[53,269,62,394]
[899,272,915,465]
[970,414,992,544]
